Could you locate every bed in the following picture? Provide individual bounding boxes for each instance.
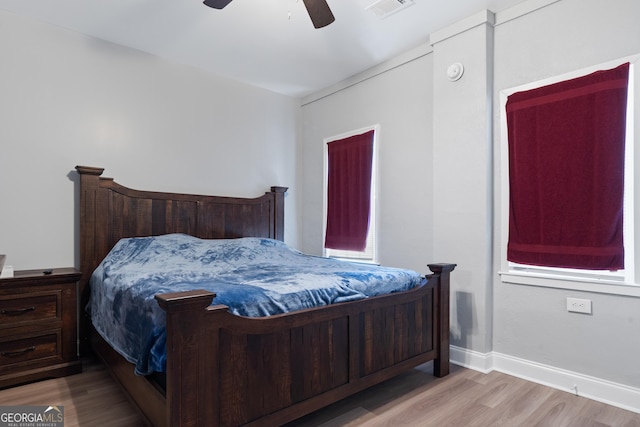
[75,165,456,427]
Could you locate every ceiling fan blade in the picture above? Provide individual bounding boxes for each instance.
[203,0,233,9]
[302,0,335,29]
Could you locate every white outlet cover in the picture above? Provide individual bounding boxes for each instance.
[567,297,592,314]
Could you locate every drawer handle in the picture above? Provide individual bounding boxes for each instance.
[0,306,36,316]
[1,346,36,358]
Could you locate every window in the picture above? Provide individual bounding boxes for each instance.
[323,126,378,263]
[499,56,639,297]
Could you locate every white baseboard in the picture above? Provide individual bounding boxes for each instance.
[450,345,640,414]
[450,344,493,373]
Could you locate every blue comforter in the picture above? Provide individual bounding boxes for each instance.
[88,234,426,375]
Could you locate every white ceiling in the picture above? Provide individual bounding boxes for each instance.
[0,0,525,97]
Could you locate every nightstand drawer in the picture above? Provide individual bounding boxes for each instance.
[0,332,60,367]
[0,293,59,327]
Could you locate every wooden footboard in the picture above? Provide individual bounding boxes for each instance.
[152,263,455,427]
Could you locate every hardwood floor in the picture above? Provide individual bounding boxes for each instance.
[1,358,638,427]
[0,358,143,427]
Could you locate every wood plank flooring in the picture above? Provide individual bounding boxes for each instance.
[0,358,638,426]
[0,359,143,427]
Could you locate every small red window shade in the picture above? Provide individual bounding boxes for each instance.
[506,62,630,270]
[324,130,374,251]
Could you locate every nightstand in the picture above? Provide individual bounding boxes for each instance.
[0,268,82,388]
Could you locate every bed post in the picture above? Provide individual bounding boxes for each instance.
[155,290,219,427]
[428,263,456,378]
[75,165,106,355]
[270,186,287,241]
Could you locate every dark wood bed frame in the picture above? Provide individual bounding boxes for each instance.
[75,165,456,427]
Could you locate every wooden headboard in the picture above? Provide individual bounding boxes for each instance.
[75,165,287,351]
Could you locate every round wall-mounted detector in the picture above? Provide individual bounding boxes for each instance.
[447,62,464,81]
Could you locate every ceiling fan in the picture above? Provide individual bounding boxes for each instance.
[202,0,335,29]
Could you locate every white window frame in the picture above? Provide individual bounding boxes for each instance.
[322,125,379,264]
[499,55,640,298]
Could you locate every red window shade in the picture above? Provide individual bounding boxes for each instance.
[506,63,630,270]
[324,130,375,251]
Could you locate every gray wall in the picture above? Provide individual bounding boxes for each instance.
[492,0,640,389]
[300,0,640,409]
[300,49,435,274]
[0,10,300,270]
[431,11,495,356]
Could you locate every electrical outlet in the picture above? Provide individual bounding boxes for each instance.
[567,297,592,314]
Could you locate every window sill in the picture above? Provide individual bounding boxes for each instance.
[499,271,640,298]
[328,256,380,266]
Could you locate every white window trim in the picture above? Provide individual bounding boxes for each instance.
[499,55,640,298]
[322,125,380,264]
